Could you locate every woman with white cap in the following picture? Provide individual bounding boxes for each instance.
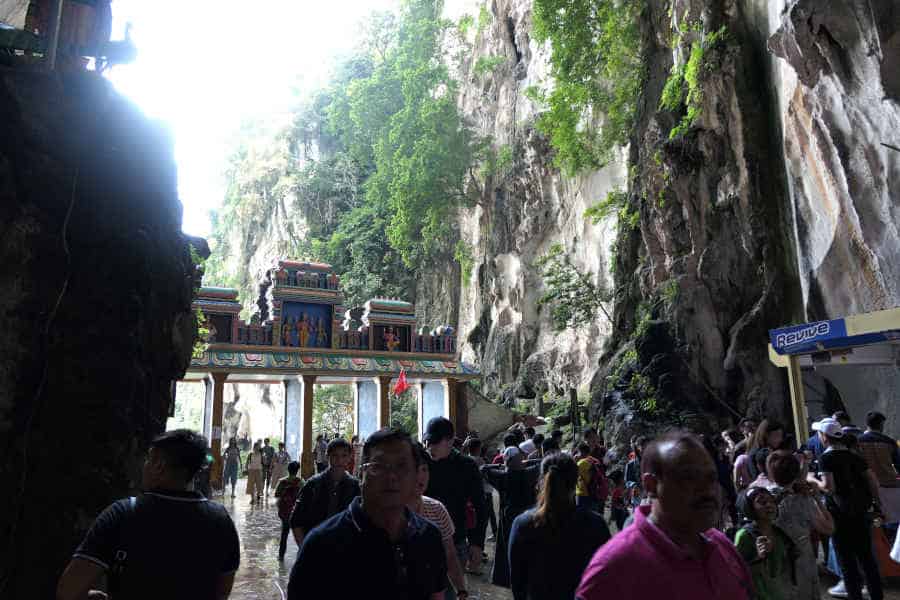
[813,417,884,600]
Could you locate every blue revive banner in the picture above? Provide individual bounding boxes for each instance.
[769,318,848,355]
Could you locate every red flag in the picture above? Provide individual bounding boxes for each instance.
[393,369,409,396]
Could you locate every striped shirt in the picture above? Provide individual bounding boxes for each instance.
[417,496,455,543]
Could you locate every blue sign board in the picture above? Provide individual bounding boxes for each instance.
[769,318,847,355]
[770,318,900,355]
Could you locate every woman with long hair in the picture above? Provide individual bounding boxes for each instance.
[747,419,785,480]
[507,453,611,600]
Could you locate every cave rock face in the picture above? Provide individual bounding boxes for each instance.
[427,0,625,407]
[0,69,198,596]
[765,0,900,426]
[769,0,900,317]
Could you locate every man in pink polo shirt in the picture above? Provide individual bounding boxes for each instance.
[577,430,752,600]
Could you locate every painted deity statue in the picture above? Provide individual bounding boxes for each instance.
[298,314,310,347]
[275,267,288,286]
[384,327,400,352]
[317,317,328,346]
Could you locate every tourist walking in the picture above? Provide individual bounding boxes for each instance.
[423,417,487,577]
[288,428,447,599]
[314,434,328,473]
[274,461,303,561]
[766,449,833,599]
[574,442,599,512]
[508,453,611,600]
[858,411,900,520]
[246,441,264,503]
[222,438,241,498]
[734,486,797,600]
[576,431,752,600]
[56,430,240,600]
[464,437,498,541]
[482,454,540,587]
[623,436,646,506]
[269,442,290,485]
[813,417,884,600]
[748,420,785,477]
[410,443,468,599]
[608,470,628,531]
[290,437,359,548]
[261,438,275,495]
[349,434,361,476]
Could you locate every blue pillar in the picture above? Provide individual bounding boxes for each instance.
[355,380,379,440]
[419,381,447,440]
[202,376,213,442]
[283,377,302,461]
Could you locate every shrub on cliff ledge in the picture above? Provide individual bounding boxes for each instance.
[530,0,645,174]
[536,243,611,330]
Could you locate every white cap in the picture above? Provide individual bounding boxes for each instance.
[811,417,843,438]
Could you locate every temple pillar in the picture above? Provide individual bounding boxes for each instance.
[208,371,229,490]
[300,374,317,478]
[283,376,302,461]
[449,379,467,437]
[201,375,213,442]
[376,376,392,429]
[416,382,426,441]
[420,381,446,438]
[355,379,379,440]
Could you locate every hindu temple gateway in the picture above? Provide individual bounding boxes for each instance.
[186,259,479,482]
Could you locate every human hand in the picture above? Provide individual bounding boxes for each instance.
[755,535,772,559]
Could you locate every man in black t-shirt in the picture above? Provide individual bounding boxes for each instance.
[290,437,360,548]
[288,428,446,600]
[815,418,884,600]
[57,430,241,600]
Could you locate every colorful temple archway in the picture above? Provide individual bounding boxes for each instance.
[183,260,479,483]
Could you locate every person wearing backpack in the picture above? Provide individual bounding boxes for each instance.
[274,461,304,561]
[813,417,884,600]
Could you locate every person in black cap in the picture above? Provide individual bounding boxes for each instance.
[423,417,487,579]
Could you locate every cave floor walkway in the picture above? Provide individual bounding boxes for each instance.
[217,478,511,600]
[216,479,900,600]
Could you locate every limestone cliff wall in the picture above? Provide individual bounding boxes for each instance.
[0,70,199,596]
[445,0,899,438]
[427,0,625,408]
[203,0,899,439]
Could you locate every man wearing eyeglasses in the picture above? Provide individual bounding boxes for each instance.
[288,428,447,600]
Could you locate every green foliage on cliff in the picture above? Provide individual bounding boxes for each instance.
[536,243,611,330]
[585,189,639,231]
[660,26,727,139]
[474,54,506,77]
[530,0,645,174]
[206,0,480,306]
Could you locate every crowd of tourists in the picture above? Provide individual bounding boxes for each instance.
[54,409,900,600]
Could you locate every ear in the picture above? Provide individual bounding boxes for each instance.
[641,472,658,497]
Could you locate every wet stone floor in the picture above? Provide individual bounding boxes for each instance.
[217,479,511,600]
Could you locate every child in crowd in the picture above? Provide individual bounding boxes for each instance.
[734,487,797,600]
[273,461,304,561]
[608,470,627,531]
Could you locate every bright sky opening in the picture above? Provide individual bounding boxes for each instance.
[106,0,398,238]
